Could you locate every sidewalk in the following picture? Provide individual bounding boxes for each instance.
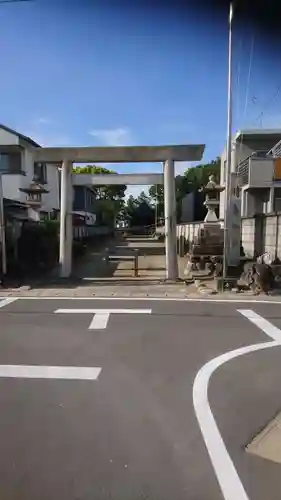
[3,233,281,300]
[2,281,281,300]
[73,235,187,280]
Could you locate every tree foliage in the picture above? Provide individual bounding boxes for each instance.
[149,157,220,222]
[123,191,155,227]
[72,165,127,200]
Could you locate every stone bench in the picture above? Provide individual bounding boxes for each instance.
[103,250,139,277]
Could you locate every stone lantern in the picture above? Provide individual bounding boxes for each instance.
[199,174,225,223]
[19,181,49,207]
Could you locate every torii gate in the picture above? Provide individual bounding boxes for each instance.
[33,144,205,280]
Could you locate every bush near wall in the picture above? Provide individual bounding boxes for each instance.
[17,221,59,276]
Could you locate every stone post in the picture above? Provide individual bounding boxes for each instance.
[164,159,178,280]
[59,160,73,277]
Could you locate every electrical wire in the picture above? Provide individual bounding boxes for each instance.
[253,84,281,127]
[0,0,34,3]
[235,36,243,124]
[243,35,255,119]
[237,33,255,168]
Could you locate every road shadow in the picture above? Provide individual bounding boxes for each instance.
[3,233,168,290]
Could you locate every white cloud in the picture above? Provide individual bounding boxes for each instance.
[89,127,132,146]
[19,117,70,147]
[35,117,51,125]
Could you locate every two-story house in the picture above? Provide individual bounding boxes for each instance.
[71,184,103,238]
[220,129,281,219]
[0,124,60,221]
[72,185,100,225]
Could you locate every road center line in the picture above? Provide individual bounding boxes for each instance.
[0,365,101,380]
[89,313,109,329]
[193,310,281,500]
[0,297,18,308]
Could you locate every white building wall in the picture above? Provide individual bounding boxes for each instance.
[248,158,274,186]
[1,137,60,214]
[41,164,60,212]
[1,174,26,203]
[0,128,19,146]
[220,138,274,220]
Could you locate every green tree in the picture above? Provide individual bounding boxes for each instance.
[183,158,220,190]
[149,157,220,222]
[123,191,155,227]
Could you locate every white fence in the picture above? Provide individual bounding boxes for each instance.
[73,225,113,240]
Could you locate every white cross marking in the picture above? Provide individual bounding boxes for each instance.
[55,308,152,329]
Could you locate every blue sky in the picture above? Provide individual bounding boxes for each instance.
[1,0,281,196]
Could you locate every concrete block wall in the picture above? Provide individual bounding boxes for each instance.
[241,218,256,258]
[276,217,281,260]
[264,216,278,257]
[241,214,281,261]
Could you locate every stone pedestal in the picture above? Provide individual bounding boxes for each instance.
[192,223,224,257]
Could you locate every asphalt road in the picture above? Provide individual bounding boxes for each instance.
[0,297,281,500]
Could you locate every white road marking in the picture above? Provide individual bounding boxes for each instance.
[55,308,152,329]
[0,297,18,308]
[193,310,281,500]
[55,309,152,314]
[237,309,281,342]
[5,296,281,304]
[89,313,109,329]
[0,365,101,380]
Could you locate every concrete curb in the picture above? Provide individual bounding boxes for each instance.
[1,287,281,302]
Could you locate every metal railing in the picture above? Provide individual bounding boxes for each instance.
[237,156,249,185]
[269,139,281,157]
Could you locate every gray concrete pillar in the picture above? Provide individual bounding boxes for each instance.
[241,189,245,217]
[269,187,275,213]
[59,160,73,277]
[164,159,178,280]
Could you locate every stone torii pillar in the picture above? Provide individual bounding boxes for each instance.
[164,159,178,280]
[59,159,73,277]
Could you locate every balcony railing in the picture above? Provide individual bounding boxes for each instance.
[237,156,249,185]
[237,154,275,188]
[269,139,281,157]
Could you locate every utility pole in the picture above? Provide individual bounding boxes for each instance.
[223,1,234,278]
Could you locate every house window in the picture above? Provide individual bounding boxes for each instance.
[33,163,47,184]
[0,152,21,174]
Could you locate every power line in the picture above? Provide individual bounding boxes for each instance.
[0,0,34,3]
[254,84,281,126]
[237,33,255,167]
[235,36,243,123]
[243,34,255,119]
